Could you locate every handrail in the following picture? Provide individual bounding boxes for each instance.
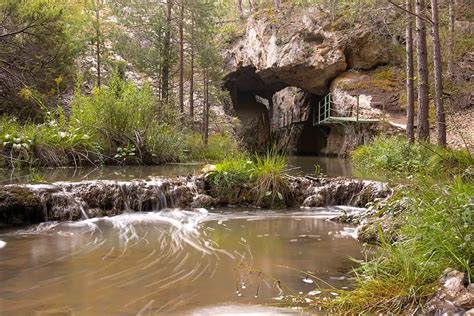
[314,93,332,125]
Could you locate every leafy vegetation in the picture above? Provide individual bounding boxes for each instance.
[353,136,473,178]
[331,137,474,313]
[0,114,98,168]
[0,75,238,168]
[206,150,293,208]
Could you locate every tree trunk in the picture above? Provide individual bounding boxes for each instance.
[447,0,455,78]
[430,0,446,147]
[406,0,415,143]
[94,0,101,88]
[236,0,243,19]
[415,0,430,141]
[330,0,338,21]
[189,13,195,120]
[178,0,184,113]
[248,0,258,12]
[203,69,209,145]
[161,0,173,101]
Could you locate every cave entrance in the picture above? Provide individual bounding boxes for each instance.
[231,90,273,150]
[296,125,331,155]
[224,66,338,154]
[294,102,331,155]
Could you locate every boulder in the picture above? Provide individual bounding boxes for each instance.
[425,269,474,314]
[0,187,43,227]
[191,194,216,208]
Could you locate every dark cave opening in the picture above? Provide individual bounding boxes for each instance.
[225,65,337,154]
[295,104,331,155]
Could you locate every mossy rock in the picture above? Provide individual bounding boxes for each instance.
[0,187,43,227]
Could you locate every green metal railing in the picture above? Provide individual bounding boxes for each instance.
[313,93,332,125]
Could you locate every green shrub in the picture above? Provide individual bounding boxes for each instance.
[145,123,187,163]
[1,76,240,168]
[352,136,473,178]
[70,75,156,161]
[186,132,239,162]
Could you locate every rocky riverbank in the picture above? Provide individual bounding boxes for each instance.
[0,174,392,228]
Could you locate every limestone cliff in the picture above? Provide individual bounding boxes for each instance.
[223,5,397,155]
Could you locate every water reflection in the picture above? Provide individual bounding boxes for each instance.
[0,156,360,184]
[0,209,363,315]
[287,156,353,177]
[0,163,204,184]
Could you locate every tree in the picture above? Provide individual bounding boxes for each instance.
[178,0,185,113]
[430,0,446,147]
[203,68,209,144]
[92,0,103,87]
[406,0,415,143]
[189,6,195,119]
[447,0,455,78]
[0,0,80,117]
[162,0,173,101]
[415,0,430,141]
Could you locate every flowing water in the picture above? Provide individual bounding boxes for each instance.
[0,208,363,315]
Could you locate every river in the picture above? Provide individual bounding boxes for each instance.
[0,208,363,315]
[0,157,368,314]
[0,156,357,184]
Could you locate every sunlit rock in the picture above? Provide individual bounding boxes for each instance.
[425,269,474,314]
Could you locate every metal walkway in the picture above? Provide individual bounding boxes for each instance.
[312,93,379,126]
[275,93,380,130]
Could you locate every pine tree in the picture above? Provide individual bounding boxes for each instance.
[406,0,415,144]
[430,0,446,147]
[415,0,430,141]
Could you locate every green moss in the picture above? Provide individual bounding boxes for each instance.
[339,68,401,92]
[0,187,42,227]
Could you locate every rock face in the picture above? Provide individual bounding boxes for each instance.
[224,7,388,95]
[301,177,392,208]
[224,8,346,95]
[330,70,402,116]
[425,269,474,314]
[223,6,391,154]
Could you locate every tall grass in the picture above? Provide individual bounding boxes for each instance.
[186,133,239,161]
[333,178,473,313]
[353,136,473,178]
[334,136,474,313]
[207,150,293,208]
[253,149,293,208]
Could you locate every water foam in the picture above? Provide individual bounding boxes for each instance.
[0,240,6,248]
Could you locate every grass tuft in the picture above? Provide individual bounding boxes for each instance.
[207,149,293,208]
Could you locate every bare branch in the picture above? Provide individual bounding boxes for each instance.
[387,0,434,25]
